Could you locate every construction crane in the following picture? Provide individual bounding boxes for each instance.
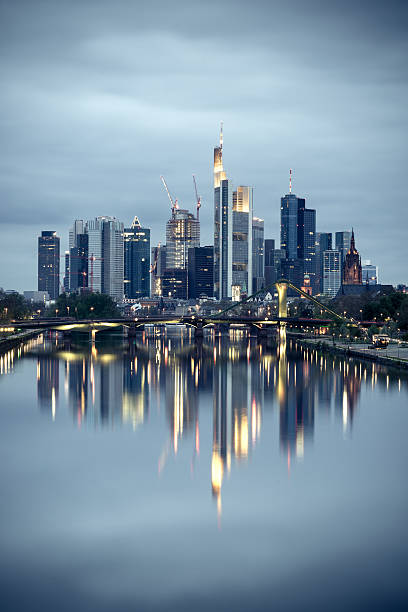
[193,174,201,221]
[160,175,178,215]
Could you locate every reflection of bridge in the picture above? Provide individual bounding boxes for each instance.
[11,280,377,339]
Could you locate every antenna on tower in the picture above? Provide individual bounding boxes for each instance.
[220,121,223,149]
[289,168,292,194]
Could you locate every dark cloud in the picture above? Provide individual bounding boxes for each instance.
[1,0,407,289]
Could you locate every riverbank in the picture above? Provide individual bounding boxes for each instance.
[0,330,42,354]
[294,335,408,370]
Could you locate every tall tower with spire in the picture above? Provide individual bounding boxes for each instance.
[342,229,362,285]
[213,123,232,299]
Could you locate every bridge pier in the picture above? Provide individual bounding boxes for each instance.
[194,323,204,342]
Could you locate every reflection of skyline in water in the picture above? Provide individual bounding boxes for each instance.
[1,330,407,516]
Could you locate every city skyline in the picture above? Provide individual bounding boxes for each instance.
[1,0,407,291]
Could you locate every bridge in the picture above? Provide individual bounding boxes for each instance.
[10,280,380,340]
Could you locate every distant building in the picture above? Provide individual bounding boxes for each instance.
[24,290,49,303]
[161,268,187,299]
[274,249,285,282]
[297,200,316,291]
[264,239,275,287]
[151,244,167,297]
[280,176,316,292]
[252,217,264,293]
[232,186,253,295]
[213,125,231,300]
[322,250,341,297]
[281,258,303,290]
[188,246,214,299]
[166,208,200,270]
[38,231,60,300]
[124,216,150,299]
[335,230,351,270]
[63,251,70,292]
[70,233,88,292]
[343,229,362,285]
[362,260,378,285]
[315,232,332,293]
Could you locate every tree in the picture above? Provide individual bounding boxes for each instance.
[0,290,31,320]
[48,292,121,319]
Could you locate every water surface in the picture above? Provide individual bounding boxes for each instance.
[1,331,408,611]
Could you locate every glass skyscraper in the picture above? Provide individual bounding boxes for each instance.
[124,216,150,299]
[38,231,60,300]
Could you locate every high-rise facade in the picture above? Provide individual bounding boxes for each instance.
[213,124,233,300]
[102,217,125,302]
[316,232,332,293]
[335,231,351,270]
[69,217,124,301]
[232,186,253,295]
[166,208,200,270]
[322,250,341,297]
[124,216,150,299]
[280,182,316,292]
[38,231,60,300]
[70,233,88,292]
[264,239,275,287]
[187,246,214,299]
[362,260,378,285]
[151,244,167,297]
[252,217,264,292]
[297,200,316,291]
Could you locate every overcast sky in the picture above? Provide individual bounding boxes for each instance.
[1,0,407,291]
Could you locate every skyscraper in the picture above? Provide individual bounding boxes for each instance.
[151,244,167,297]
[280,174,316,291]
[214,124,232,300]
[102,217,125,302]
[252,217,264,292]
[70,233,88,292]
[187,246,214,299]
[335,231,351,270]
[232,186,253,295]
[297,200,316,291]
[264,239,275,287]
[124,216,150,299]
[362,260,378,285]
[38,231,60,300]
[166,208,200,270]
[316,232,332,293]
[322,250,341,297]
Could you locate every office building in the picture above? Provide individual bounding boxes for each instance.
[161,268,187,299]
[252,217,264,292]
[274,249,285,282]
[188,246,214,299]
[231,186,253,295]
[151,244,167,297]
[213,125,233,300]
[70,233,88,292]
[362,260,378,285]
[63,251,70,292]
[297,200,316,291]
[124,216,150,299]
[102,217,125,301]
[316,232,332,293]
[343,229,362,285]
[281,258,303,288]
[335,231,351,269]
[280,175,316,292]
[322,250,341,297]
[38,231,60,300]
[264,239,275,287]
[166,208,200,270]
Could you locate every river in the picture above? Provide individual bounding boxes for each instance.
[1,329,407,611]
